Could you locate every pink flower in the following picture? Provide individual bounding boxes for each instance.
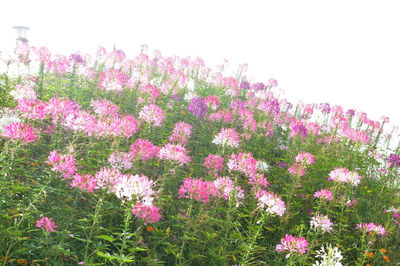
[71,173,97,193]
[2,122,36,143]
[130,139,159,161]
[313,189,333,201]
[36,217,58,232]
[178,178,216,203]
[95,167,124,192]
[91,98,119,119]
[46,150,77,179]
[169,122,192,145]
[249,173,269,189]
[204,96,219,110]
[203,154,224,172]
[113,174,155,204]
[310,214,334,233]
[276,234,309,258]
[108,151,132,170]
[227,152,258,178]
[357,223,387,236]
[328,167,362,186]
[295,152,314,165]
[212,128,240,148]
[132,203,160,223]
[158,143,191,165]
[213,177,244,201]
[288,163,306,176]
[256,191,286,216]
[139,104,164,127]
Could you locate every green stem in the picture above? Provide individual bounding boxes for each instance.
[240,212,267,264]
[84,197,103,262]
[119,205,132,265]
[177,200,194,265]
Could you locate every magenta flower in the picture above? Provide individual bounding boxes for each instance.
[130,139,160,161]
[169,122,192,145]
[36,217,58,232]
[187,96,208,118]
[288,163,306,176]
[295,152,314,165]
[313,189,333,201]
[178,178,216,203]
[46,150,77,179]
[71,173,97,193]
[132,203,160,223]
[357,222,387,236]
[276,234,309,258]
[203,154,224,173]
[2,122,36,143]
[227,152,258,178]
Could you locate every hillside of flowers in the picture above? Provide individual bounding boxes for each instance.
[1,43,400,265]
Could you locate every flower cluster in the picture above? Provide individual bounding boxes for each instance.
[328,167,362,186]
[47,150,77,179]
[212,128,240,148]
[36,217,58,232]
[357,222,387,236]
[158,143,191,165]
[71,173,97,193]
[276,234,310,258]
[2,122,36,143]
[256,191,286,216]
[139,104,164,127]
[295,152,315,165]
[187,96,208,118]
[314,189,333,201]
[203,154,224,173]
[130,139,159,161]
[313,244,343,266]
[227,152,258,178]
[132,203,160,224]
[108,151,132,170]
[310,214,334,233]
[213,177,244,202]
[178,177,216,203]
[169,122,192,145]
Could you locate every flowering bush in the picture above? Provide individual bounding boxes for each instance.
[0,44,399,265]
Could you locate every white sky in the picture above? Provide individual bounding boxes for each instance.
[1,0,400,126]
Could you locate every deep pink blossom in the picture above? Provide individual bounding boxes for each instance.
[36,217,58,232]
[178,178,216,203]
[132,203,160,223]
[2,122,36,143]
[71,173,97,193]
[130,139,160,161]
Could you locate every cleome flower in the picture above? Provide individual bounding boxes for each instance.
[276,234,310,258]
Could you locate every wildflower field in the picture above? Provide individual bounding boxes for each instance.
[1,44,400,265]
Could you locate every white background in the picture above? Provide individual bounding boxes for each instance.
[1,0,400,127]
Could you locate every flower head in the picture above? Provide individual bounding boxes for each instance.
[36,217,58,232]
[276,234,309,258]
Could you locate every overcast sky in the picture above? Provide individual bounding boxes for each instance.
[1,0,400,126]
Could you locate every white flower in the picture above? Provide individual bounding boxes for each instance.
[310,214,334,233]
[256,161,269,172]
[313,244,343,266]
